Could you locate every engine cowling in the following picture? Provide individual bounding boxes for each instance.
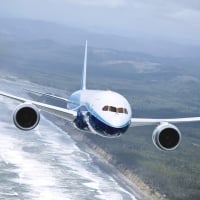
[152,123,181,151]
[13,103,40,131]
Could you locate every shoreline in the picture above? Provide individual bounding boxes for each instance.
[50,116,167,200]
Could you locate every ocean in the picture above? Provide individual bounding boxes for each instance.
[0,76,142,200]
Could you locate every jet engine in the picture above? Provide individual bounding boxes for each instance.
[152,123,181,151]
[13,103,40,131]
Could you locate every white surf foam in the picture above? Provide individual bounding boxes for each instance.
[0,78,137,200]
[0,122,72,200]
[39,117,137,200]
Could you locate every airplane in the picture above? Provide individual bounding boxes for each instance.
[0,41,200,151]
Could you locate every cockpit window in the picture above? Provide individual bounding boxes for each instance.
[102,106,128,114]
[102,106,109,111]
[109,106,117,112]
[124,108,128,114]
[117,108,124,113]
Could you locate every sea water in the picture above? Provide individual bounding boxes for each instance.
[0,78,138,200]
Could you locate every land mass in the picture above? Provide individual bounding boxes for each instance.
[1,18,200,200]
[45,113,166,200]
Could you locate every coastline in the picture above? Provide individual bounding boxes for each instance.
[49,115,167,200]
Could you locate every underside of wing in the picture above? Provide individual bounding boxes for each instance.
[0,91,77,121]
[131,117,200,127]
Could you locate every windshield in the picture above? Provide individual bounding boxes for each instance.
[102,106,128,114]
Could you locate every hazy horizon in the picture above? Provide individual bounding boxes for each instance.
[0,0,200,47]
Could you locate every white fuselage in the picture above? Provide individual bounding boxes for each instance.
[67,89,132,137]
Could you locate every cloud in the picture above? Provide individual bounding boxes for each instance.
[169,8,200,20]
[0,0,200,45]
[173,0,200,10]
[45,0,127,8]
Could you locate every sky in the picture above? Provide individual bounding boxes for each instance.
[0,0,200,45]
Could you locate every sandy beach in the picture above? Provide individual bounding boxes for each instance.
[50,116,167,200]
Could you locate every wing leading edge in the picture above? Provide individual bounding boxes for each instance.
[0,91,77,121]
[131,117,200,127]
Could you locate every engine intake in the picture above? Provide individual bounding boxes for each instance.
[152,123,181,151]
[13,103,40,131]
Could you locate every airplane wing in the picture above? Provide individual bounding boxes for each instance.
[0,91,77,121]
[24,89,71,102]
[131,117,200,127]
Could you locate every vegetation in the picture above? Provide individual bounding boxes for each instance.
[1,18,200,199]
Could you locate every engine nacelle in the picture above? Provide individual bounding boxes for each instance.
[152,123,181,151]
[13,103,40,131]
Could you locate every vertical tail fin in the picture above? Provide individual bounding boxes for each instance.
[81,40,87,90]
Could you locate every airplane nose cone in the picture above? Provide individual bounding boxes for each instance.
[106,114,130,128]
[90,90,132,129]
